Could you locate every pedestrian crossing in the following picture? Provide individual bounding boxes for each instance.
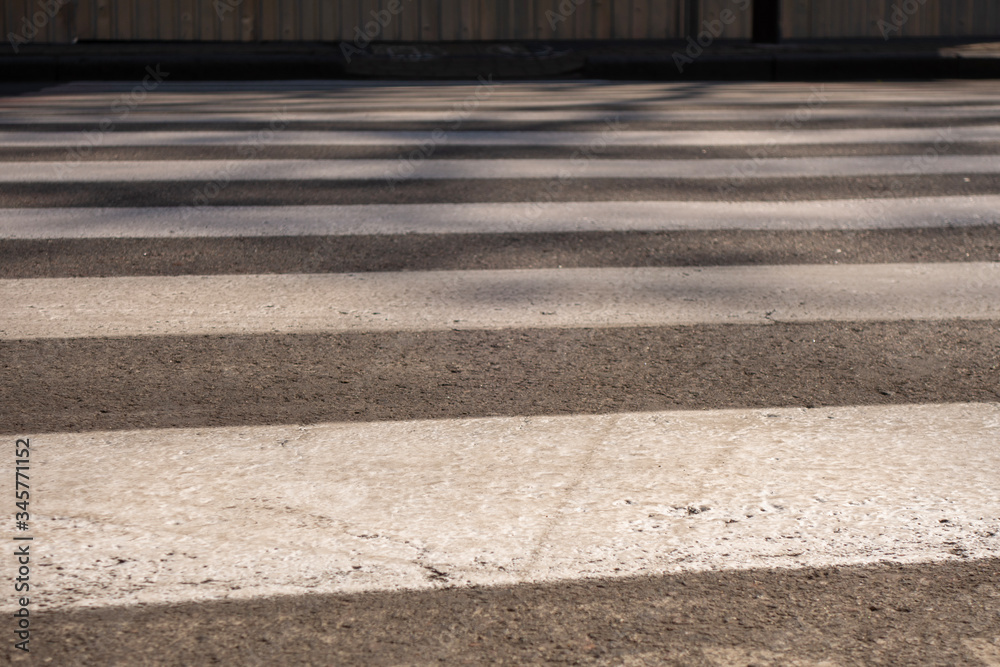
[0,81,998,620]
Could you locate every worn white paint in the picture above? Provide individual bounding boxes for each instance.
[17,403,1000,610]
[2,263,998,340]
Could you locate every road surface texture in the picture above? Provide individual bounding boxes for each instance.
[0,80,998,665]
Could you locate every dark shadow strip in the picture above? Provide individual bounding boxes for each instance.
[32,559,1000,665]
[2,320,997,435]
[2,228,999,279]
[2,174,999,207]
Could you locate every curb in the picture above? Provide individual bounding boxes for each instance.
[2,42,999,81]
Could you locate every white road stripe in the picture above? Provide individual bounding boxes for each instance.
[3,263,997,340]
[5,107,1000,126]
[7,155,1000,182]
[1,126,993,147]
[2,197,999,238]
[21,403,1000,610]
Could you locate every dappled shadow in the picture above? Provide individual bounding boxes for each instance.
[31,558,1000,665]
[3,320,997,434]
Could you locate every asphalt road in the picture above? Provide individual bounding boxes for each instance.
[1,80,998,665]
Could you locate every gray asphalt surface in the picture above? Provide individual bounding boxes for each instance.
[24,559,1000,666]
[3,320,998,434]
[2,227,998,278]
[2,80,999,665]
[3,175,999,208]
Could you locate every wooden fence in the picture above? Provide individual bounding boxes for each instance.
[3,0,997,44]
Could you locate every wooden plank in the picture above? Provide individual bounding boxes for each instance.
[631,0,648,38]
[501,0,512,39]
[873,0,885,38]
[831,0,844,37]
[240,0,257,41]
[317,0,333,40]
[459,0,477,39]
[611,0,630,37]
[844,0,856,38]
[76,0,95,40]
[477,0,495,40]
[257,0,275,39]
[337,0,357,41]
[198,0,217,40]
[139,0,158,39]
[50,0,67,42]
[593,0,611,37]
[94,0,111,38]
[421,0,438,41]
[177,0,195,40]
[23,0,998,44]
[219,0,238,40]
[513,0,530,39]
[41,0,59,42]
[8,0,24,42]
[786,0,810,38]
[279,0,296,39]
[808,0,822,38]
[112,0,129,39]
[726,0,751,39]
[815,0,829,38]
[396,0,418,40]
[866,0,879,37]
[19,1,30,40]
[356,0,376,42]
[911,0,928,37]
[538,0,555,39]
[157,0,176,40]
[302,0,321,39]
[532,0,546,39]
[860,0,877,38]
[967,0,983,37]
[647,0,669,40]
[439,0,459,40]
[934,0,951,37]
[984,0,999,36]
[382,0,401,40]
[939,0,954,37]
[574,0,593,39]
[916,0,934,37]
